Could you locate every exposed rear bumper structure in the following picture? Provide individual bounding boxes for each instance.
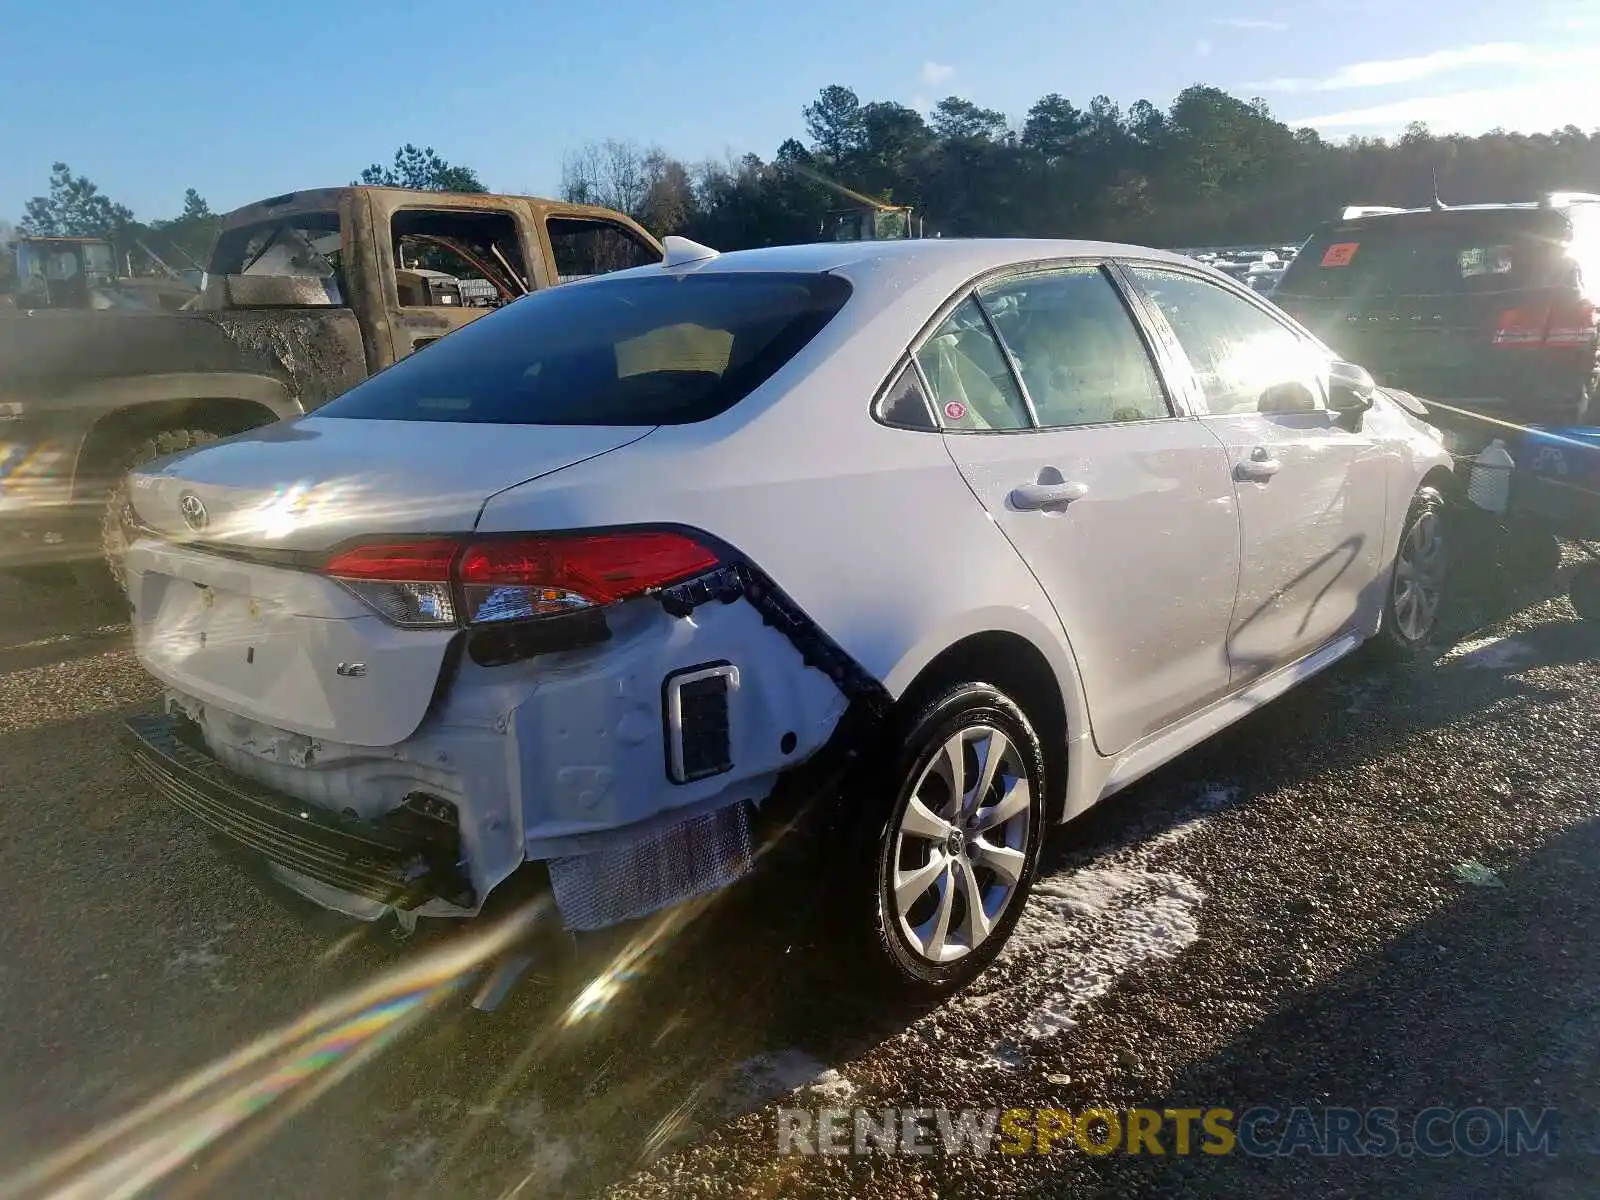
[122,712,475,911]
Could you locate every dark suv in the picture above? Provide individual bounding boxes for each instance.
[1273,194,1600,445]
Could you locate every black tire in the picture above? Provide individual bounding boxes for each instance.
[72,427,219,602]
[838,681,1048,999]
[1373,485,1450,660]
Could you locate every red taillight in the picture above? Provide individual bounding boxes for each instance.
[322,530,720,628]
[459,532,720,604]
[1546,299,1598,347]
[1494,300,1598,349]
[323,540,458,581]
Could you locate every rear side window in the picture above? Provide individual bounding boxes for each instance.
[914,296,1032,431]
[317,272,851,425]
[979,266,1170,427]
[1277,214,1567,299]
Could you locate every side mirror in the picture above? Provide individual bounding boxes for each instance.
[1327,360,1376,417]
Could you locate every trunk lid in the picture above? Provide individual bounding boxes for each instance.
[125,417,655,747]
[127,416,655,552]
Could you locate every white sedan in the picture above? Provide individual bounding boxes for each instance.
[119,235,1453,997]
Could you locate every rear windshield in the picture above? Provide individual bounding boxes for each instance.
[318,271,852,425]
[1276,213,1569,299]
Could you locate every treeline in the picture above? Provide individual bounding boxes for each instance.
[11,87,1600,285]
[562,84,1600,249]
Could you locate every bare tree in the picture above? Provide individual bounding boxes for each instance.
[560,139,653,216]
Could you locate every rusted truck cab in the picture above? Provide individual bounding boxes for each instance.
[0,186,662,595]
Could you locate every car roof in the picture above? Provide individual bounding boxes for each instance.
[584,238,1216,309]
[646,237,1197,278]
[1328,203,1576,229]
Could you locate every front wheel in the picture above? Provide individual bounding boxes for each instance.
[1373,485,1450,659]
[843,682,1047,999]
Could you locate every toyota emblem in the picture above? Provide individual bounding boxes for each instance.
[179,492,208,533]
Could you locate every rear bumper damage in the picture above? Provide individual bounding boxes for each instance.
[122,711,475,911]
[124,558,890,933]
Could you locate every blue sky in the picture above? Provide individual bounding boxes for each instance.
[3,0,1597,225]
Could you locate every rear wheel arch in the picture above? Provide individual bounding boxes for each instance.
[892,628,1074,822]
[72,396,281,492]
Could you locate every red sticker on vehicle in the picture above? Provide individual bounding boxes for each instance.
[1321,242,1360,267]
[944,401,967,421]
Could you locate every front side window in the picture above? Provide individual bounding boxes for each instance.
[980,266,1170,428]
[317,271,850,426]
[1127,267,1326,416]
[913,296,1031,431]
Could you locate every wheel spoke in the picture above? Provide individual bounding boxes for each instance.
[973,840,1025,886]
[955,857,992,947]
[971,775,1031,834]
[900,795,951,843]
[968,728,1010,818]
[922,865,956,960]
[894,851,948,914]
[931,733,967,820]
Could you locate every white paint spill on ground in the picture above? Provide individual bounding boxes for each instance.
[1014,871,1206,1043]
[725,781,1231,1096]
[498,1097,579,1188]
[1442,635,1538,670]
[384,1094,579,1191]
[980,782,1226,1062]
[718,1049,858,1116]
[164,924,239,994]
[1004,866,1152,958]
[1139,784,1241,854]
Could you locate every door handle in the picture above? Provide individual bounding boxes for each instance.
[1010,480,1089,510]
[1235,450,1282,481]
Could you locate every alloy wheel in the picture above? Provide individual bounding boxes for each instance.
[888,724,1033,965]
[1393,509,1446,642]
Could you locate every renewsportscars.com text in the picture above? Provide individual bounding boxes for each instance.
[775,1105,1560,1158]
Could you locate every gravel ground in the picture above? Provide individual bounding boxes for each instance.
[0,553,1595,1200]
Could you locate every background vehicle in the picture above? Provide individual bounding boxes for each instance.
[0,186,662,596]
[4,236,197,313]
[1273,193,1600,446]
[118,236,1452,998]
[823,201,924,241]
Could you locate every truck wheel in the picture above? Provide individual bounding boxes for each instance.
[73,428,219,603]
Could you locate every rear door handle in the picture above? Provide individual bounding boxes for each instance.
[1010,481,1089,510]
[1235,451,1282,481]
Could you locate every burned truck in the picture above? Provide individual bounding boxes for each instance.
[0,186,663,597]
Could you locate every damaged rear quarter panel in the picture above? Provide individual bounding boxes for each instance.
[455,596,849,859]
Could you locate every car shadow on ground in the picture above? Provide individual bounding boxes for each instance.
[1015,815,1600,1200]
